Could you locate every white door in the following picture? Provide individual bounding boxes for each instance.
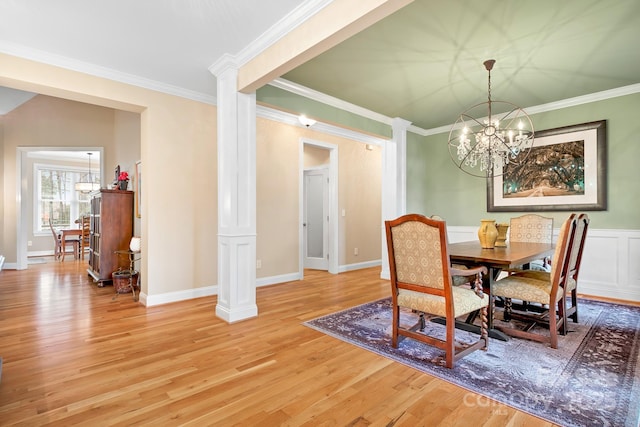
[303,169,329,270]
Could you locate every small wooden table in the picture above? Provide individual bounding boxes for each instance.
[448,241,555,340]
[60,229,82,261]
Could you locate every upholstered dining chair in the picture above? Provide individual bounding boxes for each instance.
[48,218,79,261]
[509,214,554,271]
[430,214,476,287]
[513,214,589,324]
[386,214,489,368]
[492,214,578,348]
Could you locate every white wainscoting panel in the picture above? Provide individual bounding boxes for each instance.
[447,226,640,303]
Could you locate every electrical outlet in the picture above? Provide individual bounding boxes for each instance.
[256,259,262,269]
[27,240,33,247]
[354,248,358,256]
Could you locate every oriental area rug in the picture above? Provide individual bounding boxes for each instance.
[304,297,640,427]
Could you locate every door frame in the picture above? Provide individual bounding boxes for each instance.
[299,138,338,276]
[303,168,329,270]
[15,146,104,270]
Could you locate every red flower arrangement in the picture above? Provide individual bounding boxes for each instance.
[118,171,129,181]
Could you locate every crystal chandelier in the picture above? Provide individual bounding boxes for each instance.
[448,59,534,177]
[75,152,101,193]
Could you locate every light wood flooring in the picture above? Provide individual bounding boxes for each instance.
[0,259,556,426]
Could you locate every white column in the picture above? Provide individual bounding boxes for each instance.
[211,58,258,322]
[380,117,411,280]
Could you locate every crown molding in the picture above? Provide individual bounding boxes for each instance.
[0,41,217,105]
[270,78,394,126]
[234,0,333,67]
[421,83,640,137]
[270,78,640,138]
[257,104,388,146]
[208,53,239,77]
[525,83,640,115]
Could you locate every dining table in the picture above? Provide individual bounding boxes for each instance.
[60,228,82,261]
[447,240,555,341]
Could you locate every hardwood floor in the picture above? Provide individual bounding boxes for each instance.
[0,260,554,426]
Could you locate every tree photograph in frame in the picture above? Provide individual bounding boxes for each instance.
[487,120,607,212]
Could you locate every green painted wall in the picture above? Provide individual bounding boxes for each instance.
[407,93,640,229]
[257,85,392,138]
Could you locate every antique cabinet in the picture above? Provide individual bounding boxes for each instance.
[87,189,134,285]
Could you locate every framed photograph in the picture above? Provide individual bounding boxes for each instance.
[135,160,142,218]
[487,120,607,212]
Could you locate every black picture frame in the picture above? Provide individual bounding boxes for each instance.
[487,120,607,212]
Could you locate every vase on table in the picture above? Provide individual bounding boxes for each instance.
[495,223,509,247]
[478,219,498,249]
[118,180,128,190]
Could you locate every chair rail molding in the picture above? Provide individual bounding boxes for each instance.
[120,227,640,307]
[446,226,640,303]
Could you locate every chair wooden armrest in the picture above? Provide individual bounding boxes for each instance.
[386,214,489,368]
[451,265,486,277]
[451,265,487,297]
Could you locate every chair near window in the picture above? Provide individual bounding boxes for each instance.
[48,218,79,261]
[386,214,489,368]
[79,215,91,260]
[492,214,578,348]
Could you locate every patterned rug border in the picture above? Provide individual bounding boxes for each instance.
[304,297,640,427]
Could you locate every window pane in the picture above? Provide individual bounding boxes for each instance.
[36,164,100,232]
[42,200,71,229]
[78,202,91,218]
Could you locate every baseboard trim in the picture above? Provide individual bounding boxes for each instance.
[257,272,300,288]
[338,260,382,273]
[144,285,217,307]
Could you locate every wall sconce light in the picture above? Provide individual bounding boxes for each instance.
[298,115,316,128]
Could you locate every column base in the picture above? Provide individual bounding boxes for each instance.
[216,303,258,323]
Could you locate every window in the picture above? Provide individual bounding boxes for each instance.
[35,164,100,233]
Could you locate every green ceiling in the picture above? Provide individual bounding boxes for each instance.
[282,0,640,131]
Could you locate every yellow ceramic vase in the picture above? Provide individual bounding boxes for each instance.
[495,223,509,247]
[478,219,498,249]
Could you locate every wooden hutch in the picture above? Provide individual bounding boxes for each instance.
[87,189,134,285]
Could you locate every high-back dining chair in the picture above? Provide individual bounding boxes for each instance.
[79,215,91,260]
[509,214,553,271]
[514,214,590,324]
[430,214,476,287]
[48,218,79,261]
[386,214,489,368]
[492,214,578,348]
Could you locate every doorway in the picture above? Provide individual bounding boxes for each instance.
[16,147,104,269]
[299,140,338,276]
[303,168,329,270]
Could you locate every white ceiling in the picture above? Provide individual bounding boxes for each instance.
[1,0,639,130]
[0,0,306,96]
